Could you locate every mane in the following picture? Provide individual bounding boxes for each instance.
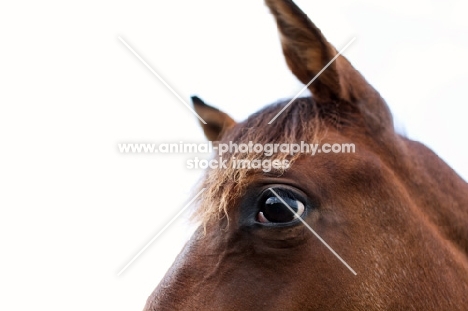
[192,97,360,227]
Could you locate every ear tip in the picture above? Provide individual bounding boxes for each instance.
[191,95,205,106]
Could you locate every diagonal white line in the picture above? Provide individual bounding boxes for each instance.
[117,188,206,276]
[268,188,357,275]
[268,37,356,124]
[118,36,207,124]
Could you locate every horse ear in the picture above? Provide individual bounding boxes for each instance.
[191,96,237,141]
[265,0,393,129]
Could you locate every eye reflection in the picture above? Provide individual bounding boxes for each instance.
[257,190,305,224]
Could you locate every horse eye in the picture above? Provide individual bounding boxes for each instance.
[257,196,305,224]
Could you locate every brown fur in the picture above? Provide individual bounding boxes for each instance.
[144,1,468,310]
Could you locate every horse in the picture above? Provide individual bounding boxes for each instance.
[144,0,468,309]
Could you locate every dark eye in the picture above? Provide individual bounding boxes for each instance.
[257,191,305,224]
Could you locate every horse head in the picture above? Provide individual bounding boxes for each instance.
[144,1,468,309]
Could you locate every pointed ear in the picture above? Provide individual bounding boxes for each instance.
[265,0,392,129]
[191,96,237,141]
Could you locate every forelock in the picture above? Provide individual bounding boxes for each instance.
[192,97,339,226]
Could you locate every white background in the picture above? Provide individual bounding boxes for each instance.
[1,0,467,310]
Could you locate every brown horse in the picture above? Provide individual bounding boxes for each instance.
[144,0,468,310]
